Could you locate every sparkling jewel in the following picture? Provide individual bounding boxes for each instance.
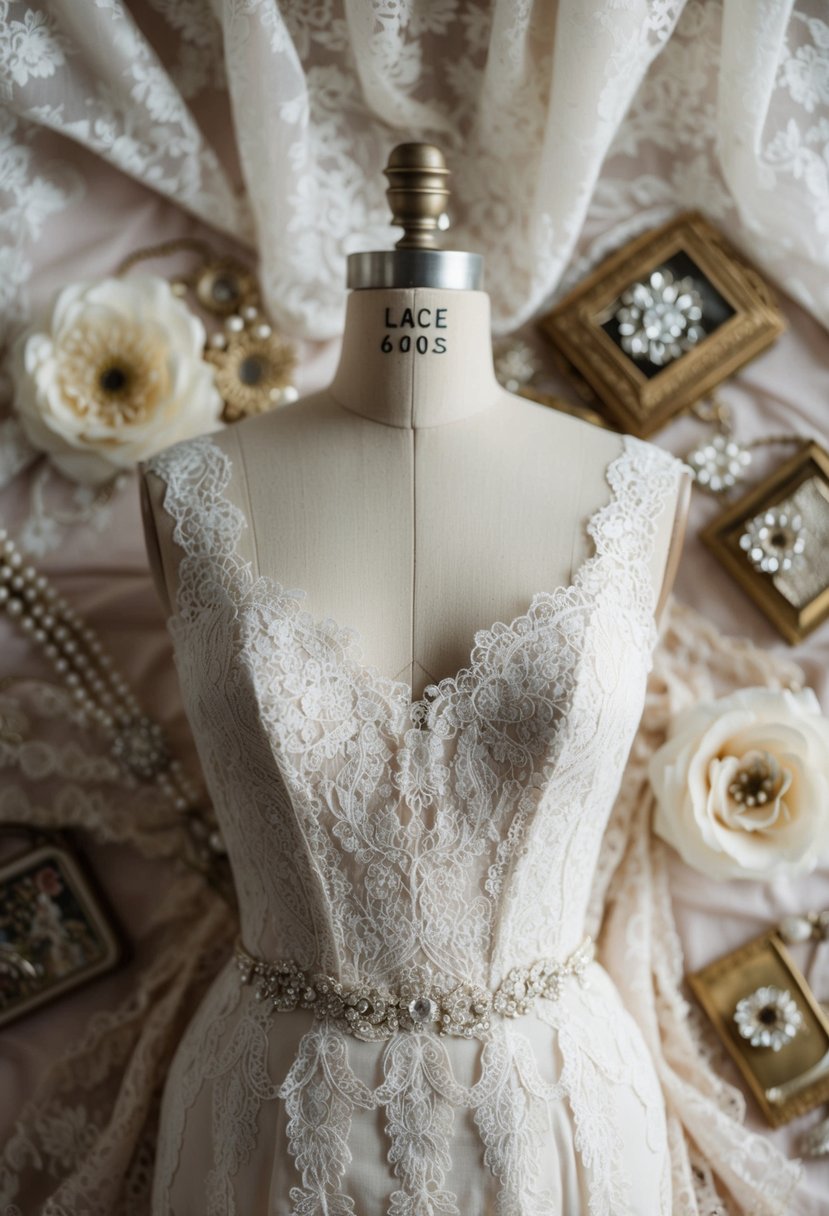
[111,715,170,779]
[235,937,594,1042]
[733,985,803,1051]
[686,432,752,494]
[407,995,437,1023]
[739,507,806,575]
[614,267,705,366]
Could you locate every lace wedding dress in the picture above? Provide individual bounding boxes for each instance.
[141,429,696,1215]
[0,431,806,1214]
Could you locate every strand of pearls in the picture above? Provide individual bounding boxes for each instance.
[0,525,199,814]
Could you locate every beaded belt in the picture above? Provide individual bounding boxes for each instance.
[235,937,595,1042]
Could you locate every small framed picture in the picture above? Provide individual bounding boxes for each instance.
[688,931,829,1127]
[538,212,785,437]
[0,834,123,1028]
[701,441,829,645]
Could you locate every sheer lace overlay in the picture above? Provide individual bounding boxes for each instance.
[140,430,680,1214]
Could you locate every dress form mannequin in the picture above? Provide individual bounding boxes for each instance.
[137,150,709,1216]
[141,145,690,701]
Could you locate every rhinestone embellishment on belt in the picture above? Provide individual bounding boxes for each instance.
[235,938,595,1041]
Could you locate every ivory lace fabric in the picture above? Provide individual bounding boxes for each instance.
[1,0,828,355]
[0,428,803,1215]
[0,594,808,1212]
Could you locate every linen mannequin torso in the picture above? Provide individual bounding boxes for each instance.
[142,287,689,695]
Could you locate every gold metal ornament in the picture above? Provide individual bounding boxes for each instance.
[205,307,298,422]
[689,929,829,1127]
[701,441,829,644]
[0,830,123,1029]
[194,261,259,317]
[384,143,451,251]
[537,212,785,438]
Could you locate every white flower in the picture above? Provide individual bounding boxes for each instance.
[12,275,223,486]
[649,687,829,881]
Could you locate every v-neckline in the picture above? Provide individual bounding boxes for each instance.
[222,432,641,729]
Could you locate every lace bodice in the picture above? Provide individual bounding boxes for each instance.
[147,431,681,993]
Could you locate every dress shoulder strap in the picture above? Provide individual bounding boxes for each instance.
[145,433,250,621]
[587,434,688,625]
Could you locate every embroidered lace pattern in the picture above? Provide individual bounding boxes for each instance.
[0,592,806,1212]
[136,430,684,1214]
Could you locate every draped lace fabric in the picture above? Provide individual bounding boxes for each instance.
[0,0,828,359]
[0,593,806,1209]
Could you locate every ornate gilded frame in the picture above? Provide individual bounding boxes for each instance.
[701,441,829,645]
[689,931,829,1127]
[538,212,785,437]
[0,835,124,1028]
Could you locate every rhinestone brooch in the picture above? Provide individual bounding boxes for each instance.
[686,432,752,494]
[614,267,705,367]
[235,937,595,1042]
[739,507,806,575]
[733,985,803,1052]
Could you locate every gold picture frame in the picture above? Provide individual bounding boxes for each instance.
[0,834,124,1028]
[701,441,829,645]
[538,212,785,438]
[688,931,829,1127]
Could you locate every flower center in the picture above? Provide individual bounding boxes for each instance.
[90,355,156,425]
[728,751,787,807]
[57,318,170,430]
[99,363,130,395]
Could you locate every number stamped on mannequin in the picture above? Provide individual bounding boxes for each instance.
[380,306,448,355]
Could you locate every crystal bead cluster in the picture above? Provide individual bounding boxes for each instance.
[0,527,227,874]
[733,985,803,1052]
[686,432,752,494]
[614,267,705,367]
[236,937,594,1042]
[739,506,806,575]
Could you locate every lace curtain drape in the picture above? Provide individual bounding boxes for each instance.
[1,0,828,361]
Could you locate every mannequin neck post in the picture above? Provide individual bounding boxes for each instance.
[329,287,503,429]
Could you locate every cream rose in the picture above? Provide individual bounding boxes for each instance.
[12,274,223,486]
[649,687,829,881]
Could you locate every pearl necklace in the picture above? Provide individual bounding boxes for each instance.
[0,526,227,875]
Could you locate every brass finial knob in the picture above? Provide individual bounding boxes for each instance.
[384,143,450,251]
